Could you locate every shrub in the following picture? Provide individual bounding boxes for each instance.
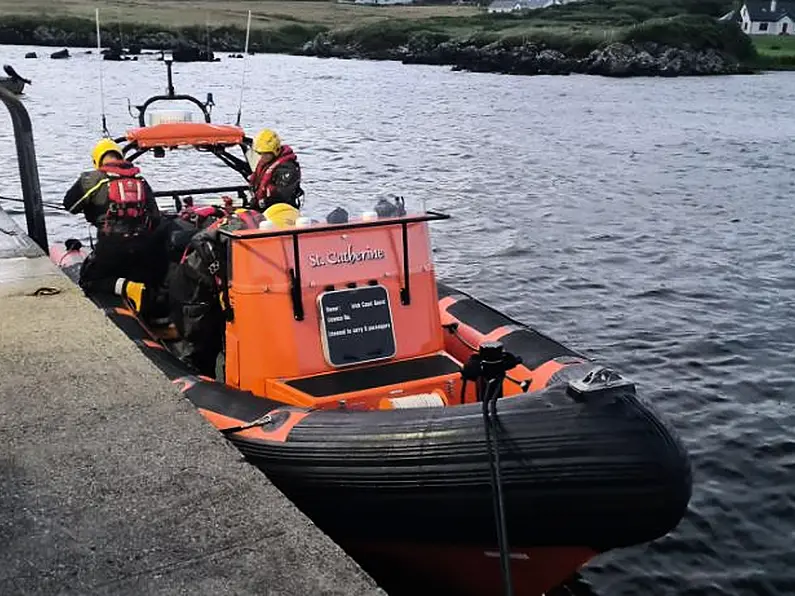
[621,15,756,59]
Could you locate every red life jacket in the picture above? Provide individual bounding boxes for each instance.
[249,145,299,207]
[179,205,228,229]
[100,161,150,233]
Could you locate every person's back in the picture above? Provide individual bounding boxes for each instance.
[168,209,257,375]
[168,201,302,377]
[64,139,160,234]
[63,138,165,315]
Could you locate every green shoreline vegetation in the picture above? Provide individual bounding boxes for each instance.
[0,0,793,72]
[750,33,795,68]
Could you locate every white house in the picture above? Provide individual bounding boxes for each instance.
[738,0,794,35]
[486,0,557,14]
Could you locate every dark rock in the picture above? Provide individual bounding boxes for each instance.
[301,33,345,59]
[536,49,573,75]
[583,42,737,77]
[103,48,123,61]
[24,52,36,59]
[50,48,69,60]
[172,47,216,62]
[586,43,635,76]
[371,29,744,79]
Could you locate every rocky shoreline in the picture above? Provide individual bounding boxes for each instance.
[0,19,753,77]
[0,24,253,54]
[301,34,750,78]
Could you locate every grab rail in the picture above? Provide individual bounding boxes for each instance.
[0,86,48,253]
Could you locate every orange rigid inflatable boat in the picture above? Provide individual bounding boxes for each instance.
[49,61,692,595]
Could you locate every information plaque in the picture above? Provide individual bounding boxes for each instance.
[318,285,397,368]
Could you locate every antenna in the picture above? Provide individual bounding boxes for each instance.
[205,12,211,62]
[117,7,123,50]
[95,8,109,136]
[235,10,252,127]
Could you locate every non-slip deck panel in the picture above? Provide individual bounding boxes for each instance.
[446,298,514,335]
[436,282,462,300]
[438,282,588,365]
[285,354,460,397]
[184,380,281,422]
[230,385,692,551]
[500,329,583,371]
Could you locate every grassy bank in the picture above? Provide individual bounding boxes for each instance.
[316,0,754,62]
[0,0,476,30]
[0,0,477,52]
[0,0,758,68]
[750,34,795,68]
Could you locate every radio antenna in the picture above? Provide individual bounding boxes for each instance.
[95,8,109,136]
[205,12,211,62]
[235,10,252,127]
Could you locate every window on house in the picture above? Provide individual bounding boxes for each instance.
[783,22,789,33]
[760,22,769,31]
[744,22,748,30]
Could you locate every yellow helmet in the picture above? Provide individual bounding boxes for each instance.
[264,203,299,227]
[253,129,281,155]
[91,138,123,169]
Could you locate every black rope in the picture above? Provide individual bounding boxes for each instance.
[220,412,273,435]
[481,377,514,596]
[0,194,66,212]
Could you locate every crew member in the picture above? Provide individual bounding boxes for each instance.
[168,204,300,377]
[166,129,304,376]
[248,128,304,215]
[63,138,164,313]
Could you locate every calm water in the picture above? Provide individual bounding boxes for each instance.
[1,45,794,595]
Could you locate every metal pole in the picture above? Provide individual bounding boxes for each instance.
[166,60,175,97]
[0,86,48,253]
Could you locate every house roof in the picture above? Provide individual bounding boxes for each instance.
[718,9,740,21]
[488,0,549,8]
[489,0,522,8]
[744,0,795,22]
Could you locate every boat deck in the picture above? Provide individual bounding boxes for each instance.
[0,207,383,595]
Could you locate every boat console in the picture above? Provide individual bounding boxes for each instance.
[219,210,466,410]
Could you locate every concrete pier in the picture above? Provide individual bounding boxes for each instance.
[0,208,384,595]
